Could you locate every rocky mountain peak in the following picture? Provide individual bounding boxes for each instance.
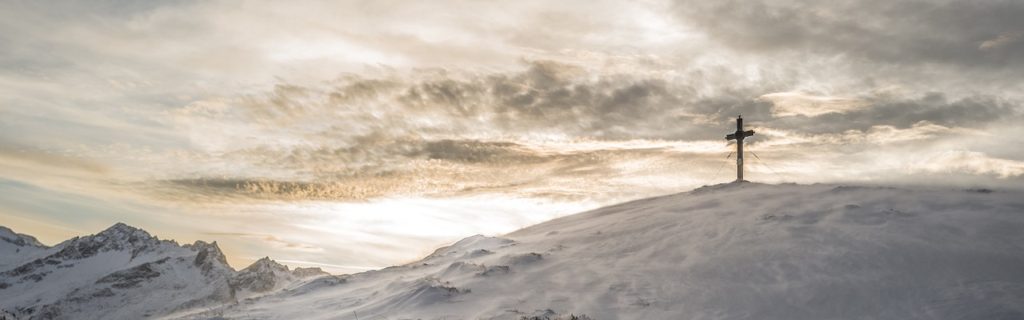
[242,257,289,273]
[47,223,161,261]
[92,223,156,246]
[187,240,231,273]
[232,260,287,293]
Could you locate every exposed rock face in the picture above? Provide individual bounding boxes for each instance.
[1,223,173,286]
[187,240,229,273]
[292,267,329,278]
[35,243,238,320]
[229,257,329,296]
[96,258,166,289]
[55,223,163,260]
[231,257,291,293]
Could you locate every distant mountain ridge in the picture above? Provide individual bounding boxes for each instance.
[0,223,330,319]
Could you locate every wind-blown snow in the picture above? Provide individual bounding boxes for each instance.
[3,182,1024,319]
[187,182,1024,319]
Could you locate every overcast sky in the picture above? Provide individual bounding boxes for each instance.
[2,0,1023,273]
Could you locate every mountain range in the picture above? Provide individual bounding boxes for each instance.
[0,223,328,319]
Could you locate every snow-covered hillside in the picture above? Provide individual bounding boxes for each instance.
[0,226,47,272]
[189,182,1024,320]
[3,182,1024,319]
[0,224,329,320]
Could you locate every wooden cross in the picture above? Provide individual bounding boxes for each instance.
[725,115,755,181]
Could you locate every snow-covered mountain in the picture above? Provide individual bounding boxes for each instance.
[0,223,329,320]
[231,256,330,299]
[3,182,1024,319]
[189,182,1024,320]
[0,226,47,272]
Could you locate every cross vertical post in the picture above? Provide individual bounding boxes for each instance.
[725,115,755,182]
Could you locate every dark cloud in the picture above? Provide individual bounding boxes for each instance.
[225,60,711,141]
[413,140,544,164]
[251,60,1020,142]
[160,59,1024,203]
[152,135,717,202]
[393,61,692,139]
[674,0,1024,72]
[770,93,1019,134]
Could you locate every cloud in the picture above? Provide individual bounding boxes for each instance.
[672,0,1024,71]
[0,143,109,175]
[141,58,1024,204]
[980,31,1023,51]
[760,91,868,117]
[916,150,1024,178]
[149,137,725,202]
[770,93,1018,135]
[202,232,323,253]
[757,121,970,149]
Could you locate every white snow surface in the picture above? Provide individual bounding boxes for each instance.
[186,182,1024,320]
[3,182,1024,319]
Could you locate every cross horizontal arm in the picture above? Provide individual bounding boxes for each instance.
[726,130,754,140]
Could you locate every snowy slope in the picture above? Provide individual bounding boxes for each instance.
[186,182,1024,320]
[0,226,48,272]
[0,223,328,320]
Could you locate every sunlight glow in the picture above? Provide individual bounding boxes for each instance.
[242,195,599,273]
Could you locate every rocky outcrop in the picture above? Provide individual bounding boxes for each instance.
[292,267,329,278]
[186,240,229,273]
[231,257,291,293]
[230,257,327,295]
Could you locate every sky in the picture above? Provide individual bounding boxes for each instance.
[1,0,1023,273]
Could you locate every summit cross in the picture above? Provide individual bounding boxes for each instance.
[725,115,755,181]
